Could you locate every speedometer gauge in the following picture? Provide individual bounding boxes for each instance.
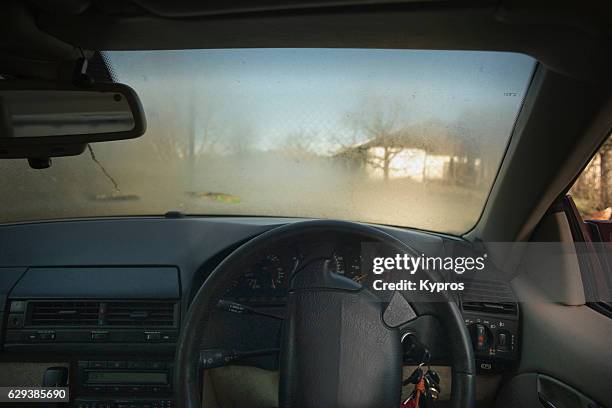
[242,254,287,291]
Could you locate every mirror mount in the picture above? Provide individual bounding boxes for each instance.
[0,78,146,169]
[72,57,95,88]
[27,157,52,170]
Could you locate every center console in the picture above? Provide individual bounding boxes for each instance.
[73,360,174,408]
[1,267,182,407]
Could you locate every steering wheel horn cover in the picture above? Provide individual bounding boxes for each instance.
[279,257,402,407]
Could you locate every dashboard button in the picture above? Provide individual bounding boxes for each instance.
[25,332,38,341]
[147,361,166,369]
[107,361,127,369]
[7,314,24,328]
[468,323,492,353]
[496,330,512,352]
[127,361,148,369]
[145,332,161,341]
[38,332,56,341]
[479,362,492,371]
[91,332,109,342]
[9,301,25,313]
[90,361,106,368]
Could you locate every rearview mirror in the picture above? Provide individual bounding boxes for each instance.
[0,81,146,166]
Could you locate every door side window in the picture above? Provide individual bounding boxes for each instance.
[568,133,612,316]
[571,134,612,220]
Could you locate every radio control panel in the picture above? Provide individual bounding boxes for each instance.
[76,360,173,404]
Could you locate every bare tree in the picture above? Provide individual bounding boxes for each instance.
[334,100,408,180]
[224,118,259,156]
[278,130,319,161]
[144,91,220,164]
[600,136,612,208]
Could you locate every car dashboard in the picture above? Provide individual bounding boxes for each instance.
[0,217,520,408]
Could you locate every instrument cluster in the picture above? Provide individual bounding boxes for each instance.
[222,242,365,305]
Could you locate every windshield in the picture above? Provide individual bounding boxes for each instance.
[1,49,535,234]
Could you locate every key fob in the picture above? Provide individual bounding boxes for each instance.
[404,366,423,385]
[426,369,441,385]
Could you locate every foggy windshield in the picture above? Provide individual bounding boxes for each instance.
[0,49,535,234]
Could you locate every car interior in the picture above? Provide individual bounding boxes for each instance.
[0,1,611,408]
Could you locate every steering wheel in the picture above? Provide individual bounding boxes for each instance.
[175,220,476,408]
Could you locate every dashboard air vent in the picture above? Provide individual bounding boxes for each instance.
[459,279,518,316]
[105,301,176,327]
[28,301,101,326]
[460,279,516,303]
[462,301,518,315]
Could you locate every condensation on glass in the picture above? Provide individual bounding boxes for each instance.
[0,49,535,234]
